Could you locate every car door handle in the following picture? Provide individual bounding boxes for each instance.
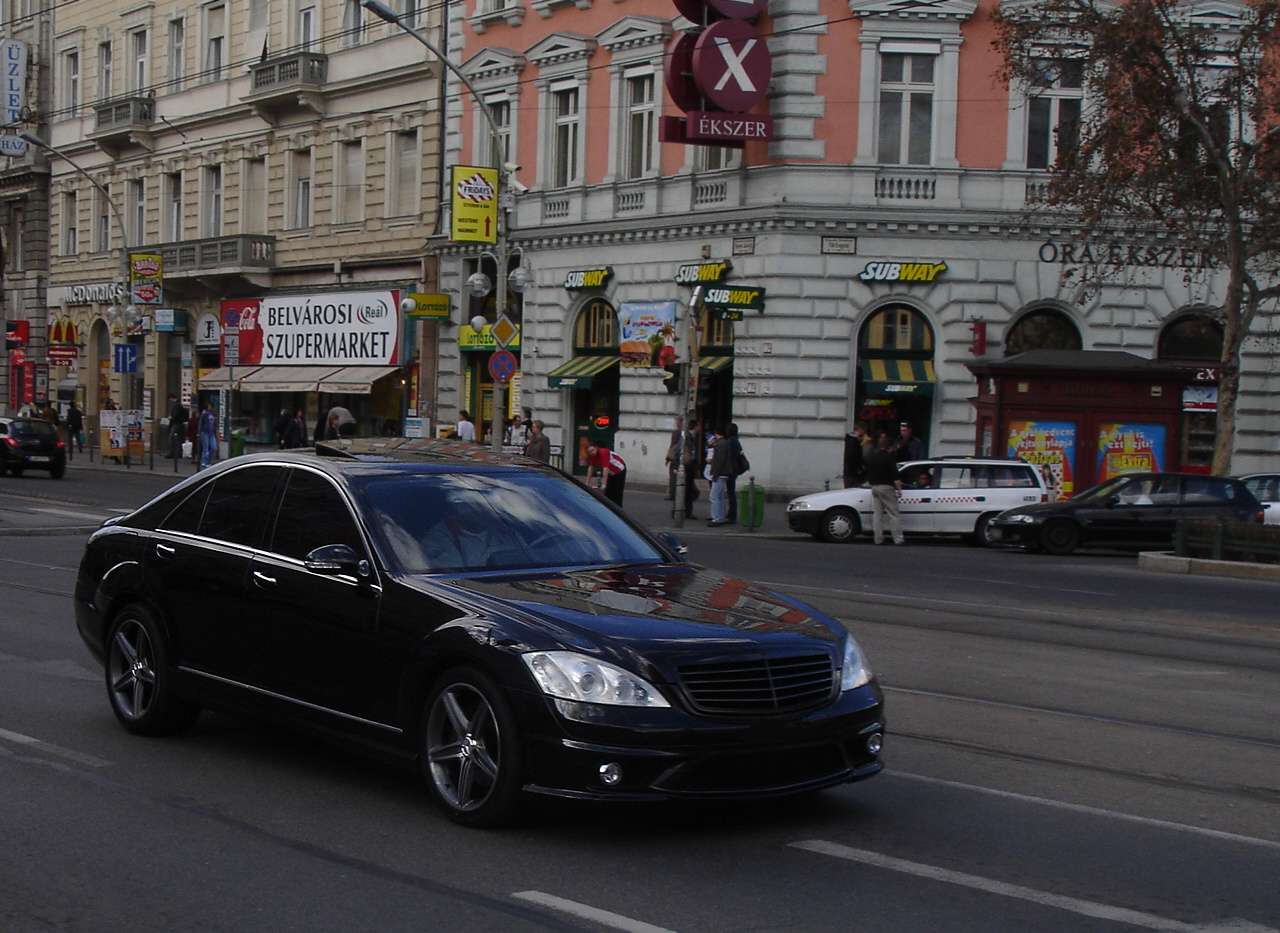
[974,496,986,502]
[252,571,277,588]
[155,543,176,559]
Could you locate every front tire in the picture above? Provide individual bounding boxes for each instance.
[971,513,1000,548]
[819,507,861,543]
[105,603,200,735]
[422,667,524,827]
[1039,519,1081,556]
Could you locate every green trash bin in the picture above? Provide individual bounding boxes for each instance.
[229,428,247,457]
[738,481,765,530]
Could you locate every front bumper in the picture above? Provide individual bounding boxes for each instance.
[786,510,822,535]
[516,682,886,802]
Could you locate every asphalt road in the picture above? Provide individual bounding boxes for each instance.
[2,460,1278,933]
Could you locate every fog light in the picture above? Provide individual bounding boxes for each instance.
[598,762,623,786]
[866,733,883,756]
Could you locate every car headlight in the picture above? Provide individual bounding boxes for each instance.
[841,637,873,691]
[1003,513,1036,524]
[522,651,670,707]
[788,500,811,511]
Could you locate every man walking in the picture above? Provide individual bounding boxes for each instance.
[865,433,905,545]
[167,395,188,459]
[198,402,218,470]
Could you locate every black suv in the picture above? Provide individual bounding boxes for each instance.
[0,417,67,478]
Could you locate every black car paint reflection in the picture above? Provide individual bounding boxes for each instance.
[75,441,883,826]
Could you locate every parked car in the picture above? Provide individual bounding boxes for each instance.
[1238,474,1280,524]
[992,472,1265,555]
[75,439,884,827]
[785,458,1049,546]
[0,416,67,478]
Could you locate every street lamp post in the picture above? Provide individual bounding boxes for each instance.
[360,0,520,452]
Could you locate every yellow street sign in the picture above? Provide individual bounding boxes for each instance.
[450,166,498,244]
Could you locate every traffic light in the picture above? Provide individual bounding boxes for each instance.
[696,367,713,406]
[662,362,686,395]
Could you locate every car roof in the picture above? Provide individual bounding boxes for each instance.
[902,458,1041,468]
[220,438,558,476]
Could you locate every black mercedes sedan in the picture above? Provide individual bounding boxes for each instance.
[75,439,884,826]
[992,471,1264,555]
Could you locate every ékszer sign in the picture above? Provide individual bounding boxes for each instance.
[661,0,773,145]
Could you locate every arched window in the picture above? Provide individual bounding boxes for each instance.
[574,298,618,350]
[1158,313,1223,362]
[1004,307,1082,355]
[859,305,933,352]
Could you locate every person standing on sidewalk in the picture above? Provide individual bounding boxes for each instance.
[707,426,733,527]
[65,401,84,453]
[866,433,905,545]
[198,402,218,470]
[167,395,189,459]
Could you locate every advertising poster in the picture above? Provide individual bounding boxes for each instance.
[618,301,677,368]
[1097,423,1166,481]
[1007,420,1077,499]
[221,292,399,366]
[450,166,498,244]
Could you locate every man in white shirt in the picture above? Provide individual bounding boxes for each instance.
[456,410,476,442]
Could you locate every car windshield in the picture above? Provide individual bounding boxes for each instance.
[357,469,668,574]
[13,420,56,439]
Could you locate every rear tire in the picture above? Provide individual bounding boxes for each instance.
[819,507,861,543]
[1039,519,1080,556]
[8,464,23,477]
[105,603,200,735]
[49,463,66,479]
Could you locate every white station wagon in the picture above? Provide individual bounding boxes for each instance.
[786,458,1050,546]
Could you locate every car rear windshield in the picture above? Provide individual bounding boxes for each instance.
[357,470,667,574]
[12,421,56,439]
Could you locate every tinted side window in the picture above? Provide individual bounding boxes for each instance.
[935,467,971,489]
[157,484,213,534]
[269,469,364,561]
[197,467,281,547]
[989,466,1036,488]
[1184,478,1236,503]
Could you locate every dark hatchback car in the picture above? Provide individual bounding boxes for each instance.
[75,439,884,826]
[0,416,67,478]
[992,471,1264,555]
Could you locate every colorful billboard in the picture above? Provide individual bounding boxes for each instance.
[619,301,677,368]
[220,291,400,366]
[1096,423,1167,481]
[1007,420,1076,499]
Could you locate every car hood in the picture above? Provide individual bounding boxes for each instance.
[788,487,870,508]
[998,498,1079,521]
[417,564,846,678]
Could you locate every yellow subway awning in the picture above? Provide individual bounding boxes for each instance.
[547,355,618,389]
[859,358,936,395]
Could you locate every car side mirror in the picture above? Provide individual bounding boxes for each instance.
[1104,495,1120,508]
[305,543,370,577]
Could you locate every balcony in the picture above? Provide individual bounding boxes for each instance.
[87,97,156,155]
[243,52,328,123]
[152,235,277,297]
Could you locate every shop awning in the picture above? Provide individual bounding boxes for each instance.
[859,358,936,395]
[697,355,734,374]
[317,366,401,393]
[237,366,342,393]
[547,355,619,389]
[199,366,261,389]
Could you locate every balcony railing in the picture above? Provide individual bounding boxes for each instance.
[156,235,276,275]
[244,52,328,121]
[88,97,156,152]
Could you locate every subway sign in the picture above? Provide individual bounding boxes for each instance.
[858,261,948,283]
[675,260,732,285]
[704,284,765,320]
[563,267,613,290]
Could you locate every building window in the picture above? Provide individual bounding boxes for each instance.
[575,299,618,350]
[623,72,656,180]
[204,165,223,237]
[291,150,312,228]
[62,192,78,255]
[878,52,934,165]
[249,0,270,32]
[163,172,183,241]
[168,19,185,90]
[130,30,148,92]
[243,157,267,233]
[552,86,581,188]
[390,131,418,217]
[63,50,80,111]
[10,206,24,272]
[338,141,364,224]
[94,186,112,253]
[298,6,316,49]
[1027,58,1083,170]
[1158,313,1223,362]
[341,0,365,47]
[98,42,113,100]
[698,145,741,172]
[205,5,225,82]
[128,179,145,244]
[480,97,512,169]
[1003,308,1082,355]
[860,305,934,352]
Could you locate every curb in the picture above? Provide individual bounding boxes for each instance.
[1138,550,1280,582]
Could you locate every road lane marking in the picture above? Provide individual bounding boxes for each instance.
[513,891,679,933]
[890,771,1280,852]
[0,727,113,767]
[791,839,1278,933]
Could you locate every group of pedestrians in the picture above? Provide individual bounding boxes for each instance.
[842,419,926,545]
[662,416,750,527]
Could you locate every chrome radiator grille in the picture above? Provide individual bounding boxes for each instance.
[676,653,836,716]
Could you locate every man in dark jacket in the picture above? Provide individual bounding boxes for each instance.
[866,433,905,545]
[167,395,188,459]
[843,421,870,487]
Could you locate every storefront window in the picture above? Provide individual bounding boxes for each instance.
[1158,313,1223,362]
[1004,308,1081,355]
[860,305,933,352]
[575,299,618,350]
